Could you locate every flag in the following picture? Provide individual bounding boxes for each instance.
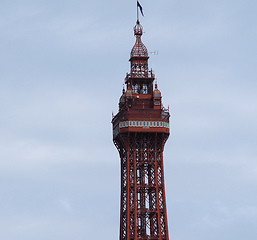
[137,0,144,16]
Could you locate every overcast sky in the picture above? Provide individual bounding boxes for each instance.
[0,0,257,239]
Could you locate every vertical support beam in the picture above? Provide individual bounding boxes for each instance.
[133,132,138,239]
[154,132,162,238]
[160,133,170,240]
[126,133,130,238]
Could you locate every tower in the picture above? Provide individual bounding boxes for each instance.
[112,19,170,240]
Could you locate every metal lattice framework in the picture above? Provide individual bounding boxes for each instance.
[131,20,148,58]
[112,19,170,240]
[114,133,169,240]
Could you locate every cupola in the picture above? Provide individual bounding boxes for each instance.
[153,82,162,109]
[125,82,133,99]
[130,20,148,59]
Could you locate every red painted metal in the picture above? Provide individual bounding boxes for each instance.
[112,20,170,240]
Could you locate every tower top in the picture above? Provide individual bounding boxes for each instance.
[130,20,148,59]
[112,7,170,137]
[134,20,143,36]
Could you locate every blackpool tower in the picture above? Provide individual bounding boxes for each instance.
[112,13,170,240]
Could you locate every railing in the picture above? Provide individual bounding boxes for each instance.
[161,108,170,120]
[161,111,169,120]
[125,70,155,80]
[112,108,170,122]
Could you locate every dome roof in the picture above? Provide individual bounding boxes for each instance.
[153,83,161,99]
[130,20,148,58]
[126,82,133,99]
[119,93,126,104]
[119,87,126,104]
[131,38,148,58]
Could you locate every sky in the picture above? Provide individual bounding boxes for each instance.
[0,0,257,239]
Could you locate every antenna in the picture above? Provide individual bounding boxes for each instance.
[149,51,159,55]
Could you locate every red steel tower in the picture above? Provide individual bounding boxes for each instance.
[112,19,170,240]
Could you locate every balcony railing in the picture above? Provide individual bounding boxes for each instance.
[125,70,155,80]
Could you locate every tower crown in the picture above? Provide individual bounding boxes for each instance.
[130,20,148,58]
[134,19,143,36]
[113,18,169,135]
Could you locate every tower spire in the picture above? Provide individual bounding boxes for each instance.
[130,20,148,59]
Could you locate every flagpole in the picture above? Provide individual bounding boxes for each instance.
[137,1,139,21]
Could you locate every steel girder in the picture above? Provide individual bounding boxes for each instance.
[114,132,169,240]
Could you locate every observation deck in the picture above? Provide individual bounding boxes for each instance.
[112,108,170,139]
[125,69,155,81]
